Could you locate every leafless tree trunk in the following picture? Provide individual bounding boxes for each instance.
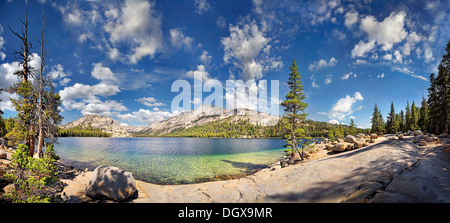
[36,13,47,158]
[9,3,35,156]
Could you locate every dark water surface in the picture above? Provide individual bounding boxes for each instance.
[55,137,286,184]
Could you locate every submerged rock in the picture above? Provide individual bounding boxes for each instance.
[85,165,137,201]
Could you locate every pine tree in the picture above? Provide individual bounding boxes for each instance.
[349,118,356,135]
[427,39,450,134]
[386,102,396,134]
[399,110,405,132]
[410,101,418,130]
[418,96,428,132]
[281,59,308,159]
[405,100,411,132]
[371,103,384,134]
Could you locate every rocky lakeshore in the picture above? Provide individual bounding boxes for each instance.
[53,133,450,203]
[1,133,449,203]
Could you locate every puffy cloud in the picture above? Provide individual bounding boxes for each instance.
[332,29,346,41]
[0,59,19,112]
[59,82,120,102]
[221,21,271,81]
[351,40,375,58]
[135,97,165,107]
[351,11,409,60]
[48,64,72,86]
[59,63,124,116]
[81,100,127,116]
[310,74,319,88]
[200,50,212,65]
[53,0,164,64]
[308,57,337,71]
[104,0,163,63]
[359,11,408,51]
[324,74,333,85]
[328,119,340,125]
[117,108,178,124]
[393,50,403,63]
[194,0,211,15]
[341,71,356,80]
[0,54,45,111]
[321,92,364,121]
[383,53,393,60]
[186,65,212,83]
[423,44,434,62]
[0,61,20,90]
[344,11,359,28]
[0,24,5,60]
[91,63,117,81]
[170,29,194,50]
[401,31,423,56]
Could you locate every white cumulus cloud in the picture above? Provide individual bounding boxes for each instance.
[221,21,272,81]
[320,92,364,122]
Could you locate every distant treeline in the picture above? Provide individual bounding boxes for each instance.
[137,117,369,139]
[59,127,111,137]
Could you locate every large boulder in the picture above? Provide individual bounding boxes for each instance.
[425,136,438,142]
[332,142,348,152]
[397,134,404,140]
[438,133,448,138]
[418,141,427,146]
[413,130,423,136]
[0,151,7,159]
[85,165,137,201]
[354,138,366,149]
[344,135,357,143]
[370,133,378,139]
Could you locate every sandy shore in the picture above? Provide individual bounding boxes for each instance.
[58,136,450,203]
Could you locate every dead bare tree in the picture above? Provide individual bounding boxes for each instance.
[8,3,36,156]
[34,13,62,157]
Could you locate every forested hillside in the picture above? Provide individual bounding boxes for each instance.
[135,116,370,139]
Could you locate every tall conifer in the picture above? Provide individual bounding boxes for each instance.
[281,59,308,159]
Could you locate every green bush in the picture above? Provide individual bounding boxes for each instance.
[3,143,60,203]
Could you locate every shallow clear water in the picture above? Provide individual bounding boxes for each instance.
[54,137,286,184]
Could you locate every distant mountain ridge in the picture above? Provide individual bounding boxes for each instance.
[137,104,280,136]
[61,114,132,137]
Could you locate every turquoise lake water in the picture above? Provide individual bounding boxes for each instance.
[54,137,287,184]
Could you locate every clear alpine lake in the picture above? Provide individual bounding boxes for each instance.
[55,137,289,184]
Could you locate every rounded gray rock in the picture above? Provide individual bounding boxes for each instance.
[85,165,137,201]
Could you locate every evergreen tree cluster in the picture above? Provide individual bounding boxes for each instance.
[59,127,111,137]
[372,39,449,135]
[373,99,423,135]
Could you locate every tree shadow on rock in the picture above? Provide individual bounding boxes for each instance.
[221,160,268,172]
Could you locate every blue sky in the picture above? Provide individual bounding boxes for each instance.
[0,0,449,129]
